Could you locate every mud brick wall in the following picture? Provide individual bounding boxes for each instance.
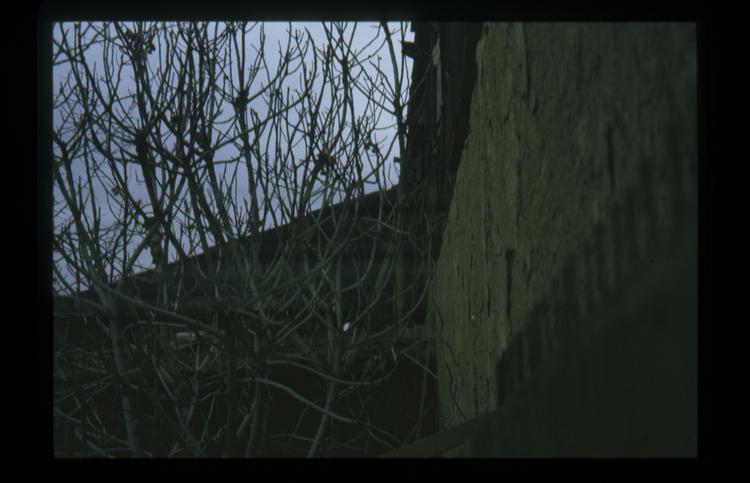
[428,22,697,442]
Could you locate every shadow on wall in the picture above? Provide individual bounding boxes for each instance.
[468,209,697,458]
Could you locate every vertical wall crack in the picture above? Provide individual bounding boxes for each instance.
[505,248,515,333]
[606,124,616,193]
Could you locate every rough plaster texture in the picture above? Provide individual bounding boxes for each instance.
[460,211,697,457]
[429,23,697,433]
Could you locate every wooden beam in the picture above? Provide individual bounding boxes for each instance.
[379,410,496,457]
[401,40,418,60]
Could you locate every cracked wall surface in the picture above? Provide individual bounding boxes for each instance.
[428,23,697,435]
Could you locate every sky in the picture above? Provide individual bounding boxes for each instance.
[52,21,415,295]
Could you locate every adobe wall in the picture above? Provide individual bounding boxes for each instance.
[428,22,697,440]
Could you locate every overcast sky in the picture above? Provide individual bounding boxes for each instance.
[52,22,415,295]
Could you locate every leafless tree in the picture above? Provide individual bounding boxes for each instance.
[52,21,435,457]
